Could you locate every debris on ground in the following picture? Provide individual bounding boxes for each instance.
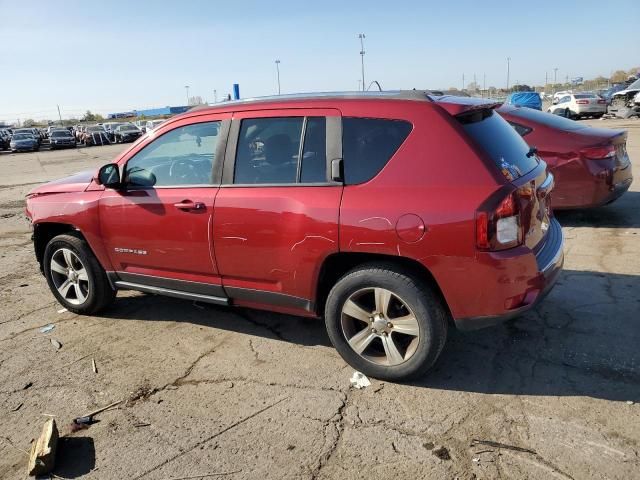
[40,324,55,334]
[27,418,58,477]
[11,402,24,412]
[349,371,371,389]
[133,422,151,428]
[92,358,97,374]
[72,400,122,430]
[471,439,536,455]
[423,441,435,450]
[626,401,634,405]
[57,308,67,314]
[23,382,33,390]
[50,339,62,350]
[433,446,451,460]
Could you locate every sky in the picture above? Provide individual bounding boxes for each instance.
[1,0,639,122]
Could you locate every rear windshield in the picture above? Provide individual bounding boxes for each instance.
[503,107,586,132]
[574,94,596,99]
[460,109,538,179]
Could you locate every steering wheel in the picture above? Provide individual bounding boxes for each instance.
[169,158,207,184]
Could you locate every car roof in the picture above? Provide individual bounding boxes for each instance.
[187,90,499,117]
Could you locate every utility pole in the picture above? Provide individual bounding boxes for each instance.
[213,89,217,103]
[553,68,558,92]
[358,33,366,91]
[506,57,511,92]
[462,73,465,91]
[56,105,62,125]
[483,73,486,97]
[185,85,190,106]
[275,60,281,95]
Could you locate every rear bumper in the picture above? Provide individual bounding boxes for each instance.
[454,218,564,331]
[552,158,633,209]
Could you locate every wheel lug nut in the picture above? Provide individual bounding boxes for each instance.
[387,322,392,328]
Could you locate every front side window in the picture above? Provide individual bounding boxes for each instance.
[342,118,412,185]
[124,121,220,187]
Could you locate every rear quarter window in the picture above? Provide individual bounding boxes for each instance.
[342,118,412,185]
[460,109,538,179]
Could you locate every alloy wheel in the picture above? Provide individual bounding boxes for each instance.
[50,248,90,305]
[340,287,420,366]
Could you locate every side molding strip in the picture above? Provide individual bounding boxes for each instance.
[114,281,229,306]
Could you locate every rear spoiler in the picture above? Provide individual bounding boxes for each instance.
[432,95,502,116]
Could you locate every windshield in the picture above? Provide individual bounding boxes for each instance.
[574,94,596,99]
[13,134,32,140]
[460,109,538,179]
[88,127,103,132]
[503,106,587,132]
[52,131,71,137]
[121,125,138,131]
[626,78,640,90]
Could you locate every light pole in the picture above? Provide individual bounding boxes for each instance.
[275,59,281,95]
[213,89,217,103]
[185,85,190,106]
[358,33,366,91]
[553,68,558,92]
[506,57,511,92]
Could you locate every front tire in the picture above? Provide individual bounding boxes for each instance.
[43,234,115,314]
[324,263,448,381]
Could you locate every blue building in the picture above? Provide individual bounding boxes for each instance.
[107,105,191,119]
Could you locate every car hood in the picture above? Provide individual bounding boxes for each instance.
[27,169,95,196]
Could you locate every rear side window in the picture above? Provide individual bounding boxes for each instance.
[507,121,532,137]
[460,109,538,179]
[342,118,412,185]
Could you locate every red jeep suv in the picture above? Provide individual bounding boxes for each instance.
[25,92,564,381]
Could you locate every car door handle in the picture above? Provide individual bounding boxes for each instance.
[174,200,205,211]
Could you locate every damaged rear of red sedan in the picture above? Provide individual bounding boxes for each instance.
[499,105,633,209]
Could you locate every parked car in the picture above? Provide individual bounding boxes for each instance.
[608,78,640,118]
[599,84,626,105]
[10,132,39,152]
[547,93,607,119]
[506,91,542,110]
[14,128,43,146]
[82,125,110,146]
[49,129,77,149]
[552,90,572,103]
[499,105,632,209]
[103,122,124,141]
[145,119,165,132]
[25,91,563,381]
[113,124,143,143]
[0,129,11,150]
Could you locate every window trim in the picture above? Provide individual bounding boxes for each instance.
[222,112,343,187]
[121,118,230,190]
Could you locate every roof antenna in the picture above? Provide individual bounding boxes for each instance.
[366,81,382,92]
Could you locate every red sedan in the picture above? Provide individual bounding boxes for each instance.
[499,105,633,209]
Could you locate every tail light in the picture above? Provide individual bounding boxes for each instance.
[476,191,523,251]
[581,145,616,160]
[597,99,606,104]
[576,100,589,105]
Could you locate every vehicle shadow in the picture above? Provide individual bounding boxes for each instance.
[414,269,640,402]
[104,294,332,348]
[104,269,639,402]
[555,190,639,228]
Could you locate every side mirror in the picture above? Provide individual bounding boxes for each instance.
[97,163,121,189]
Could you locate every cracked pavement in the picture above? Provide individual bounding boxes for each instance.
[1,119,639,479]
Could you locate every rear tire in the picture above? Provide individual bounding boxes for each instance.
[43,234,115,315]
[324,263,448,381]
